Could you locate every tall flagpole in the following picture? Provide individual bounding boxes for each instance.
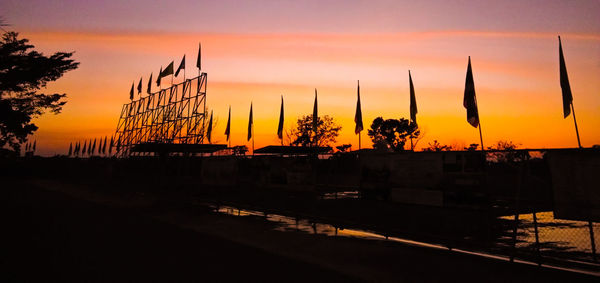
[571,103,582,148]
[476,96,485,151]
[359,132,361,151]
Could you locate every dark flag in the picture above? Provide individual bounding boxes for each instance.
[277,96,284,139]
[156,66,162,86]
[101,136,107,154]
[75,142,80,156]
[129,82,134,100]
[463,56,479,128]
[161,61,174,77]
[312,89,318,133]
[68,142,72,156]
[116,138,121,153]
[247,103,253,141]
[137,77,142,94]
[225,106,231,141]
[91,138,96,154]
[409,71,418,125]
[147,73,152,94]
[82,140,87,155]
[559,36,573,118]
[354,81,363,134]
[207,110,213,143]
[175,55,185,77]
[196,43,201,70]
[109,136,114,155]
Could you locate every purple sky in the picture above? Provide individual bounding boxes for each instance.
[4,0,600,34]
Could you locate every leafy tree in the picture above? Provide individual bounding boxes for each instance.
[290,115,341,147]
[489,140,527,163]
[367,117,419,152]
[336,144,352,153]
[424,140,452,152]
[465,143,479,151]
[0,31,78,152]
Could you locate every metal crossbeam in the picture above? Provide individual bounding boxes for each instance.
[113,73,208,156]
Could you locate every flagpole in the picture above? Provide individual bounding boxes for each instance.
[570,103,582,148]
[478,123,485,151]
[358,132,361,151]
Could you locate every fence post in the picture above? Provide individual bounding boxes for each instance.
[532,206,541,266]
[510,161,525,262]
[589,220,597,262]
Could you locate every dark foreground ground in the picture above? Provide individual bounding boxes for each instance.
[2,179,597,282]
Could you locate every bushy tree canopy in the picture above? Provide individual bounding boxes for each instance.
[0,31,78,152]
[290,115,341,147]
[367,117,419,152]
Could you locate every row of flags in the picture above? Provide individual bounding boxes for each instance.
[460,36,581,149]
[129,43,202,100]
[241,36,577,151]
[67,136,118,157]
[23,140,36,153]
[98,36,578,156]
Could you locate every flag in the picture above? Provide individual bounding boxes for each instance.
[196,43,201,70]
[82,140,87,155]
[161,61,174,77]
[102,136,107,154]
[277,96,284,139]
[354,80,363,134]
[312,89,318,133]
[207,110,213,143]
[559,36,573,118]
[247,103,253,141]
[225,106,231,141]
[75,142,80,156]
[129,82,134,100]
[91,138,96,154]
[156,66,162,86]
[137,77,142,94]
[147,73,152,94]
[109,136,114,155]
[463,56,479,128]
[175,55,185,77]
[68,142,72,156]
[409,71,418,125]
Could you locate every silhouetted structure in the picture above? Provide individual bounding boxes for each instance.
[113,74,209,156]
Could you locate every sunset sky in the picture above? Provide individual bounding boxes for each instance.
[3,0,600,155]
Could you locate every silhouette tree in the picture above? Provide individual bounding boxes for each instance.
[336,144,352,153]
[0,31,79,152]
[367,117,419,152]
[290,114,341,147]
[489,140,527,163]
[424,140,452,152]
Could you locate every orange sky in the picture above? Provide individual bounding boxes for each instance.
[21,30,598,155]
[3,0,599,155]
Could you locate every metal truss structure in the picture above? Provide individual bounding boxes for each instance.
[114,73,208,156]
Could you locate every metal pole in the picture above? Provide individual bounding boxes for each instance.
[478,123,485,151]
[589,221,597,262]
[532,207,541,266]
[510,162,524,262]
[358,132,361,151]
[570,103,582,148]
